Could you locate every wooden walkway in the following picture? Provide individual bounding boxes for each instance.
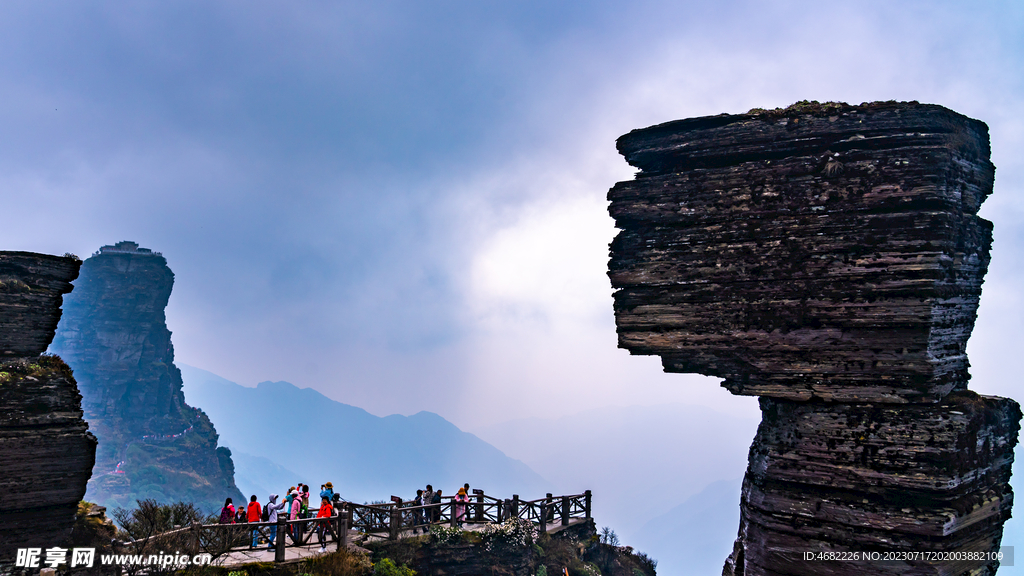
[213,517,592,567]
[131,491,593,566]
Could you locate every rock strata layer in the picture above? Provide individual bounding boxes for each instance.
[0,253,95,561]
[50,241,243,512]
[0,252,80,357]
[606,102,1020,575]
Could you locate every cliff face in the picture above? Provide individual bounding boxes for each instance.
[50,241,242,512]
[606,102,1020,575]
[0,252,95,558]
[0,252,80,357]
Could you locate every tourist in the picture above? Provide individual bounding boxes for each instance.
[234,504,247,524]
[320,482,335,501]
[412,489,425,533]
[285,487,296,516]
[290,488,304,543]
[219,498,235,524]
[301,484,311,517]
[423,485,434,524]
[454,487,469,527]
[265,493,286,550]
[247,495,262,547]
[432,489,442,522]
[315,496,334,553]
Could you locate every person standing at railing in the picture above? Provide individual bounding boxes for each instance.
[218,498,236,524]
[301,484,311,517]
[289,488,304,543]
[423,484,435,524]
[320,482,334,501]
[247,495,262,548]
[315,496,334,553]
[412,489,425,533]
[454,488,470,527]
[265,494,285,550]
[431,489,443,523]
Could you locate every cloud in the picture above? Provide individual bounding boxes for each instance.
[0,0,1021,428]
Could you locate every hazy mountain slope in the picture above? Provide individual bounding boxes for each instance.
[473,402,758,575]
[230,451,302,502]
[633,478,742,576]
[180,365,550,502]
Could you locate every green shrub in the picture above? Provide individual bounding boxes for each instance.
[428,524,464,546]
[302,548,372,576]
[372,558,415,576]
[482,518,537,553]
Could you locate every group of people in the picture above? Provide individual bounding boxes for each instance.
[218,481,341,553]
[216,481,477,552]
[410,483,473,532]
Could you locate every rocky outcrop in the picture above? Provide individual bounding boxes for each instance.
[606,102,1020,575]
[0,252,80,357]
[0,253,96,560]
[50,241,243,512]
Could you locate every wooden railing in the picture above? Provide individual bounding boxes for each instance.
[348,490,592,540]
[127,490,591,564]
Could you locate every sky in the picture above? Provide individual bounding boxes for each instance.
[2,0,1023,430]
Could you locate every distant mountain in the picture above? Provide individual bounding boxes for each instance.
[180,365,551,503]
[472,402,759,576]
[635,478,742,576]
[474,403,757,531]
[229,451,302,502]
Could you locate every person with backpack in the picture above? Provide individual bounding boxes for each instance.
[247,495,262,548]
[300,484,311,517]
[264,494,286,550]
[218,498,235,524]
[289,488,304,543]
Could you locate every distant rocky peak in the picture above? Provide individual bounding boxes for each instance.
[95,240,162,257]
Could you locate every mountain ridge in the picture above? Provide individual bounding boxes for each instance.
[180,364,551,503]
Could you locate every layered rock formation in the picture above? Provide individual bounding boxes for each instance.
[50,241,243,512]
[1,252,80,357]
[0,252,96,559]
[606,102,1020,575]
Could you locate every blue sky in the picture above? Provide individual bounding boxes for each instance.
[2,0,1022,428]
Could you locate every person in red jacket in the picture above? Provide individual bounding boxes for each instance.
[315,496,334,553]
[247,495,262,548]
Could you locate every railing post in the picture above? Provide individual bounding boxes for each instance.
[473,489,484,522]
[546,493,554,522]
[585,490,592,520]
[500,499,508,522]
[512,495,519,518]
[336,504,347,551]
[449,499,457,528]
[561,495,570,526]
[190,523,201,557]
[275,516,286,563]
[389,504,400,540]
[539,502,547,533]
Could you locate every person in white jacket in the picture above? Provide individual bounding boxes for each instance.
[265,494,286,550]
